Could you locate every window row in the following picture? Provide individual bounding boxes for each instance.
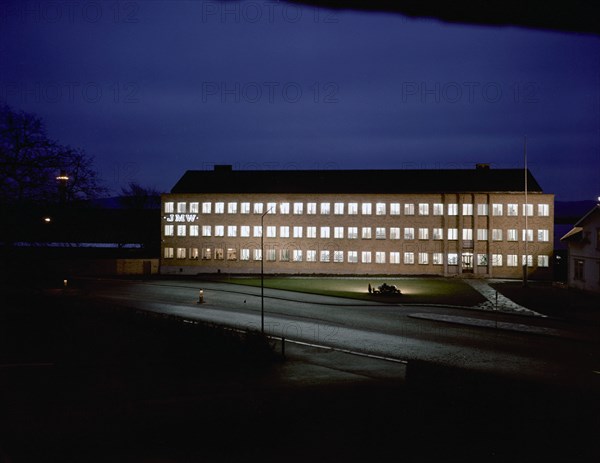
[164,247,550,267]
[164,225,551,242]
[165,201,551,217]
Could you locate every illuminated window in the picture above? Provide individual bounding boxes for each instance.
[447,228,458,240]
[253,203,263,214]
[418,252,428,265]
[293,226,303,238]
[347,227,358,239]
[574,259,584,280]
[334,250,344,263]
[240,249,250,261]
[390,203,400,215]
[462,204,473,216]
[507,204,518,216]
[215,202,224,214]
[190,225,199,237]
[334,203,344,215]
[404,228,415,240]
[241,202,250,214]
[225,202,236,214]
[507,229,517,241]
[492,229,502,241]
[320,202,330,215]
[433,253,443,265]
[164,247,174,258]
[376,203,386,215]
[477,204,488,216]
[177,225,186,236]
[191,248,199,259]
[267,202,277,214]
[376,227,386,239]
[433,203,443,215]
[448,253,458,265]
[280,249,290,261]
[266,226,276,238]
[492,254,503,266]
[348,203,358,215]
[522,229,533,242]
[214,248,223,260]
[293,202,303,214]
[293,250,303,262]
[390,227,400,240]
[227,248,237,260]
[522,255,533,267]
[307,227,317,238]
[203,248,212,260]
[433,228,443,240]
[492,203,503,216]
[538,204,550,217]
[334,227,344,239]
[447,204,458,216]
[280,203,290,214]
[227,225,237,237]
[240,226,250,237]
[176,248,186,259]
[320,227,330,239]
[404,252,414,264]
[348,251,358,263]
[190,202,199,213]
[404,204,415,215]
[307,203,317,215]
[538,255,549,267]
[362,203,372,215]
[390,252,400,264]
[361,251,372,263]
[418,203,429,216]
[266,248,276,261]
[177,202,186,213]
[164,225,174,236]
[215,225,224,237]
[477,254,488,266]
[507,254,518,267]
[462,229,473,240]
[253,249,262,261]
[164,202,174,213]
[418,228,429,240]
[538,229,549,242]
[320,250,330,262]
[280,226,289,238]
[202,225,211,237]
[306,250,317,262]
[376,252,386,264]
[522,204,533,216]
[477,229,488,241]
[253,226,262,237]
[362,227,372,239]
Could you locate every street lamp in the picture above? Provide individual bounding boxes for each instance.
[260,205,274,334]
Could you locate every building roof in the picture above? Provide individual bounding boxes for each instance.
[170,165,545,195]
[560,204,600,242]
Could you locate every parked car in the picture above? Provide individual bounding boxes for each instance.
[372,283,401,294]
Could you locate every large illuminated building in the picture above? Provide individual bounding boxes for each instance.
[160,165,554,278]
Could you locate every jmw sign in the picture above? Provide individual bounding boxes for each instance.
[165,214,197,223]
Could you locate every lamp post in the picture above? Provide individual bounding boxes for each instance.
[260,206,274,334]
[56,170,69,204]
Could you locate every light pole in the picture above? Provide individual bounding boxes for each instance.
[260,206,274,334]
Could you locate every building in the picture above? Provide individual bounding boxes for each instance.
[160,164,554,278]
[560,204,600,292]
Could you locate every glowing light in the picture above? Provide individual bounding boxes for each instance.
[43,217,51,223]
[56,175,69,181]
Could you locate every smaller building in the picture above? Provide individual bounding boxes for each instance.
[560,204,600,293]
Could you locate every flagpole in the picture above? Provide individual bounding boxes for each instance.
[523,135,528,288]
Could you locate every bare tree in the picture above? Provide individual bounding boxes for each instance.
[0,103,105,204]
[119,182,162,209]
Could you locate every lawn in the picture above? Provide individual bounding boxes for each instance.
[224,276,487,307]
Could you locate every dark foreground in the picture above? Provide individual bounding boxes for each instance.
[1,289,598,462]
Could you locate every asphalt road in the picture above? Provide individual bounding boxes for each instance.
[79,277,600,390]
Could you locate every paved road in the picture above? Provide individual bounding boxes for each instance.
[77,277,600,389]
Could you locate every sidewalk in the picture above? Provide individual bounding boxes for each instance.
[464,279,545,317]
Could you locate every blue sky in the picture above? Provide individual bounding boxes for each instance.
[1,0,598,200]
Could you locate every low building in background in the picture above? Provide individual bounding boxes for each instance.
[561,203,600,292]
[161,164,554,279]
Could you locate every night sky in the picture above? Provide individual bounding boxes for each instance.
[1,1,599,201]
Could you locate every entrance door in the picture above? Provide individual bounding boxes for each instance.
[462,253,474,273]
